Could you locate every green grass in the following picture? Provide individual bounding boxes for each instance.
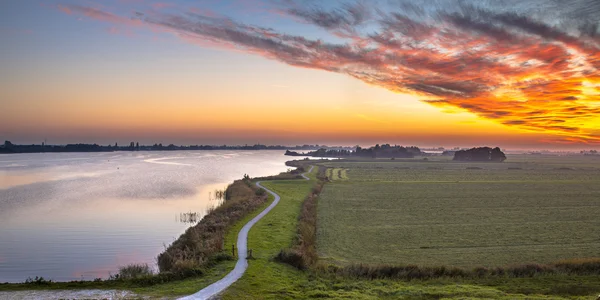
[327,168,349,181]
[219,162,600,299]
[221,177,316,299]
[130,261,235,298]
[317,155,600,268]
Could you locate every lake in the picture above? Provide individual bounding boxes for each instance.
[0,150,291,283]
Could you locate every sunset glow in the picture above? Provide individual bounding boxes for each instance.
[1,0,599,149]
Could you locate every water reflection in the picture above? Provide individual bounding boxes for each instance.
[0,151,291,282]
[178,212,200,224]
[178,188,227,224]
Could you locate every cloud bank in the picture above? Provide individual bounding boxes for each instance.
[60,0,600,143]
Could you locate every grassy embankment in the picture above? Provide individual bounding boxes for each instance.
[0,170,302,297]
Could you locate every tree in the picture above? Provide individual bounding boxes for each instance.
[490,147,506,162]
[453,147,506,162]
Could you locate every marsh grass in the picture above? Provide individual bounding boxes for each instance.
[23,276,52,285]
[117,264,153,280]
[157,179,267,273]
[178,211,200,224]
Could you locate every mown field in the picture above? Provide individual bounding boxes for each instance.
[317,155,600,268]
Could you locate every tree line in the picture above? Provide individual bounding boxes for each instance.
[0,141,329,154]
[286,144,422,158]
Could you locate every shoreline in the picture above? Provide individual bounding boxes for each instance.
[0,159,312,293]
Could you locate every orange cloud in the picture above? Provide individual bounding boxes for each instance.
[58,1,600,144]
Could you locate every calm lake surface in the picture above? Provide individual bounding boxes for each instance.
[0,150,291,282]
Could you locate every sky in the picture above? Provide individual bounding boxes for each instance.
[1,0,599,150]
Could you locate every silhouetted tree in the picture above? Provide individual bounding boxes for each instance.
[490,147,507,162]
[454,147,506,162]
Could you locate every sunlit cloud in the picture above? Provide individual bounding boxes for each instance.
[57,0,600,144]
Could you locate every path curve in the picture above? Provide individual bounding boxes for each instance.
[180,166,313,300]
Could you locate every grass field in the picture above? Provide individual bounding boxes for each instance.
[219,161,600,299]
[220,172,316,299]
[317,155,600,268]
[326,168,349,181]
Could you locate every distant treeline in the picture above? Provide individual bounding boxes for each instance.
[581,150,599,156]
[453,147,506,162]
[0,140,340,154]
[286,144,422,158]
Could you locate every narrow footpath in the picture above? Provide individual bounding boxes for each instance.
[180,166,313,300]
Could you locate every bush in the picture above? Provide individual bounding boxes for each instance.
[118,263,153,279]
[275,249,306,270]
[255,188,267,196]
[24,276,52,285]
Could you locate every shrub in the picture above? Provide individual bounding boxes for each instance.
[255,188,267,196]
[24,276,52,285]
[275,249,306,270]
[118,263,153,279]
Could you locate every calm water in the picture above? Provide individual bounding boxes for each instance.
[0,150,291,282]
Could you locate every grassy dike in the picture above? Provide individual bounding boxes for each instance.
[130,190,281,298]
[0,172,291,298]
[131,166,315,298]
[220,173,317,299]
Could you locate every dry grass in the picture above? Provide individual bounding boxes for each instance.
[157,179,266,273]
[117,264,153,279]
[319,258,600,280]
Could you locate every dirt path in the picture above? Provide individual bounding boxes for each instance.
[179,166,313,300]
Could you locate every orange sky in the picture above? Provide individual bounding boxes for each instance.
[1,1,598,150]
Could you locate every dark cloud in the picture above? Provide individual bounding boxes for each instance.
[287,2,371,31]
